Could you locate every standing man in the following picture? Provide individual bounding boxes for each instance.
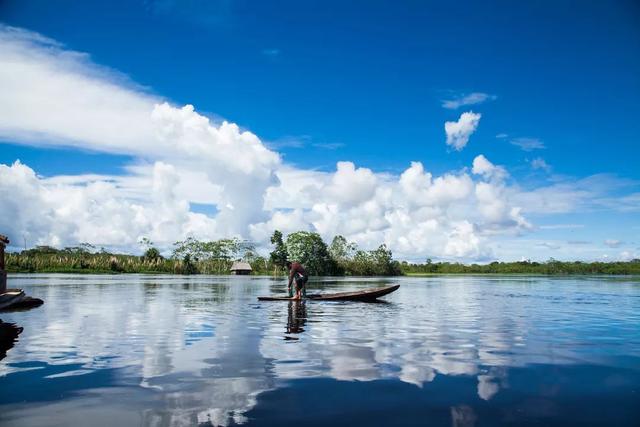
[285,261,308,300]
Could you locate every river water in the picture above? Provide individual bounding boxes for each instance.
[0,274,639,426]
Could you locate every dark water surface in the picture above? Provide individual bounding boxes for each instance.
[1,274,639,426]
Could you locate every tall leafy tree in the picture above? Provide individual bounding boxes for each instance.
[269,230,288,269]
[329,235,356,262]
[285,231,341,275]
[139,237,162,261]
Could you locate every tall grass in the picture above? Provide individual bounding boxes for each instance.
[5,252,262,275]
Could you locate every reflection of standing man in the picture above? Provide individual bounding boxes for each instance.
[285,261,308,299]
[0,235,8,294]
[286,301,307,334]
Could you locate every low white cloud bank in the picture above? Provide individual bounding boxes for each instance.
[0,25,637,261]
[0,160,218,248]
[445,112,481,151]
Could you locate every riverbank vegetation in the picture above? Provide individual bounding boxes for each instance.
[401,258,640,275]
[5,231,401,276]
[5,239,263,275]
[5,232,639,275]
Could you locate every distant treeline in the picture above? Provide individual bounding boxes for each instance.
[6,238,265,275]
[4,231,401,276]
[5,234,639,276]
[401,258,640,275]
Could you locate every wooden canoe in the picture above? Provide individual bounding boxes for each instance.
[258,284,399,302]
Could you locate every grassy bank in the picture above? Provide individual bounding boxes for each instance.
[5,252,273,275]
[6,251,640,276]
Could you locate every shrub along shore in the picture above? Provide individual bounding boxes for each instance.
[5,231,640,276]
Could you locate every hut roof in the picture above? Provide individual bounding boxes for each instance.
[230,261,252,271]
[0,235,9,245]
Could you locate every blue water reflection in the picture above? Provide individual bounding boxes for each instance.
[1,274,639,426]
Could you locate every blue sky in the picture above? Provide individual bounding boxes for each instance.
[0,0,639,260]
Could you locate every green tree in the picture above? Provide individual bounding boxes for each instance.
[172,237,203,260]
[143,247,162,262]
[329,235,356,262]
[139,237,162,261]
[250,255,269,274]
[179,253,198,275]
[269,230,288,269]
[237,240,256,260]
[23,245,60,255]
[369,244,401,276]
[285,231,340,275]
[201,238,237,260]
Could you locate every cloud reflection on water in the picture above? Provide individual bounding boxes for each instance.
[1,274,638,426]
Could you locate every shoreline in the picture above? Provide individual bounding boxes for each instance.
[6,270,640,278]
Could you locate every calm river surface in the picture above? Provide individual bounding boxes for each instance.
[1,274,639,426]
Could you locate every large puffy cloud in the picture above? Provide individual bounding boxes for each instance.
[399,162,474,207]
[325,161,377,207]
[471,155,529,231]
[252,158,528,260]
[0,24,281,239]
[444,111,481,151]
[149,103,280,235]
[2,154,530,260]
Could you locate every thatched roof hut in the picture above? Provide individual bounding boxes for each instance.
[230,261,252,275]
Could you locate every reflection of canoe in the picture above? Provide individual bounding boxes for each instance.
[258,284,400,302]
[0,320,23,360]
[0,289,25,310]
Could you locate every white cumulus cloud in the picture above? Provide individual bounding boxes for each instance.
[472,155,507,181]
[444,112,481,151]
